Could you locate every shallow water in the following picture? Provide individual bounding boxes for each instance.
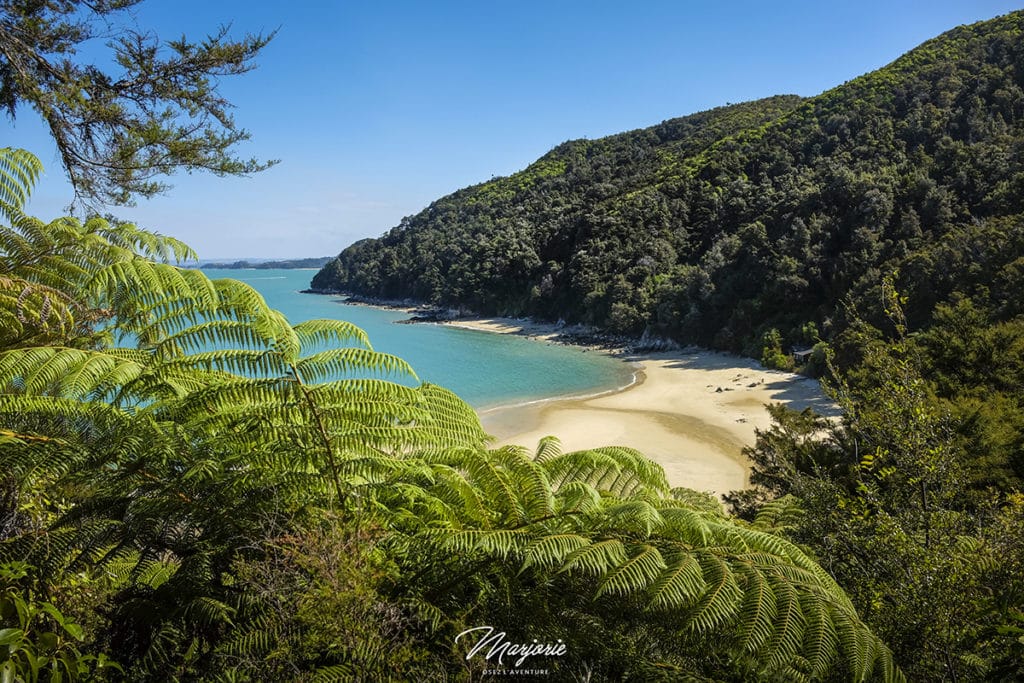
[204,269,634,409]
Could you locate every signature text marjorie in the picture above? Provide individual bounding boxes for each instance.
[456,626,568,668]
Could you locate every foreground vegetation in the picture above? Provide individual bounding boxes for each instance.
[728,281,1024,680]
[4,4,1023,679]
[0,149,901,681]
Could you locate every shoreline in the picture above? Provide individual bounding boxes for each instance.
[444,317,836,497]
[300,291,835,496]
[475,363,643,416]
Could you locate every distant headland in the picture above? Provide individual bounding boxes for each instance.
[200,257,332,270]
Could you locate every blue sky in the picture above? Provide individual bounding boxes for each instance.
[4,1,1022,259]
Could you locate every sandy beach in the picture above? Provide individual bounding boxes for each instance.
[447,318,835,496]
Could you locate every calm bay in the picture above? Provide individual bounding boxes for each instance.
[203,268,634,409]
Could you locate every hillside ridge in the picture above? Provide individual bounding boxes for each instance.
[314,10,1024,357]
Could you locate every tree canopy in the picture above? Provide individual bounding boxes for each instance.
[0,0,274,206]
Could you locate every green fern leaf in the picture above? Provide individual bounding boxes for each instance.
[596,543,667,597]
[647,550,706,610]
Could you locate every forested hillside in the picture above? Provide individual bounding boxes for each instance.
[314,11,1024,356]
[312,94,806,335]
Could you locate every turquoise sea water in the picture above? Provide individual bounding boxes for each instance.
[204,269,634,409]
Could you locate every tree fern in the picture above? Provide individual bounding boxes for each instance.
[646,550,705,609]
[595,543,667,597]
[385,439,903,680]
[0,148,43,214]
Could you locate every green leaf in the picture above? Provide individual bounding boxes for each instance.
[61,623,84,642]
[0,628,24,646]
[37,631,59,652]
[39,602,66,628]
[2,660,18,683]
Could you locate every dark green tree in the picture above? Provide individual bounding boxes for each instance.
[731,281,1024,680]
[0,0,275,205]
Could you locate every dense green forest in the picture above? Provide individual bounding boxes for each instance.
[313,12,1024,356]
[4,4,1024,680]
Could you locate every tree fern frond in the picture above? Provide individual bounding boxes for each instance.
[684,553,742,633]
[180,596,236,628]
[749,494,805,534]
[654,506,717,546]
[295,347,417,382]
[488,445,554,519]
[799,591,839,677]
[415,383,490,447]
[306,378,423,405]
[532,435,562,462]
[0,346,145,398]
[598,499,664,536]
[595,543,666,597]
[92,260,219,314]
[311,664,356,683]
[459,451,526,522]
[0,148,43,215]
[647,550,706,610]
[154,320,272,358]
[426,528,529,559]
[163,349,286,377]
[668,487,724,513]
[426,465,492,526]
[92,219,197,264]
[217,613,278,659]
[734,563,778,654]
[521,533,591,571]
[542,445,669,497]
[552,480,604,515]
[293,318,372,351]
[764,573,807,673]
[560,539,629,576]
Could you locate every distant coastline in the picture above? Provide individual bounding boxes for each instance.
[300,289,679,353]
[202,256,332,270]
